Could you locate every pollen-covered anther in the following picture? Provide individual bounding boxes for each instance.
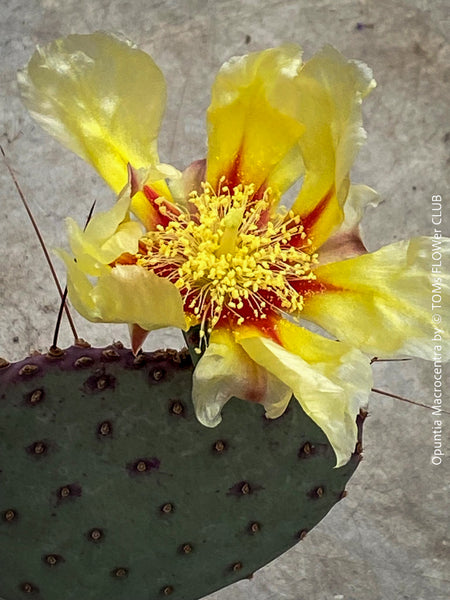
[137,181,317,334]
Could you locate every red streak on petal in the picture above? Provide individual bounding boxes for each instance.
[143,185,160,201]
[128,163,140,197]
[143,185,181,229]
[290,186,335,248]
[224,153,242,189]
[217,309,282,345]
[290,277,342,297]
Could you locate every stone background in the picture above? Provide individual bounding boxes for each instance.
[0,1,449,599]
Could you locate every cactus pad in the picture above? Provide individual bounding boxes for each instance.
[0,344,364,600]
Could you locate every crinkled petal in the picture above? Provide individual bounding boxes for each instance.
[57,250,100,321]
[18,32,167,193]
[206,45,305,195]
[59,253,187,332]
[303,236,450,359]
[65,184,143,275]
[192,328,291,428]
[237,321,373,467]
[291,46,376,250]
[100,221,143,261]
[317,184,379,264]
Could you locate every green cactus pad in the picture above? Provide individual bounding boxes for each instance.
[0,344,364,600]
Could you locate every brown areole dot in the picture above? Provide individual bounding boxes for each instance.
[213,440,226,453]
[298,441,316,458]
[227,480,263,497]
[74,339,91,348]
[150,368,165,381]
[44,554,64,566]
[96,376,108,390]
[84,371,116,393]
[170,400,184,415]
[161,585,174,596]
[19,364,39,376]
[74,356,94,368]
[240,482,251,495]
[161,503,174,514]
[26,441,48,456]
[57,483,82,500]
[88,528,104,542]
[60,487,70,498]
[249,521,260,534]
[20,582,39,594]
[102,348,120,361]
[98,421,112,437]
[132,354,147,368]
[3,509,17,522]
[26,389,44,406]
[127,457,161,475]
[308,486,324,499]
[47,346,64,359]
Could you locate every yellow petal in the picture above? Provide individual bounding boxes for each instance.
[317,184,379,264]
[58,249,100,320]
[291,46,375,249]
[65,183,142,275]
[237,321,373,467]
[129,163,181,230]
[303,236,450,359]
[206,45,305,194]
[192,328,291,427]
[59,253,187,332]
[18,32,166,193]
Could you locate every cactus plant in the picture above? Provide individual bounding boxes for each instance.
[1,26,448,600]
[0,343,364,600]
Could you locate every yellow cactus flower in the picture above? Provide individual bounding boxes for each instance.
[19,32,449,467]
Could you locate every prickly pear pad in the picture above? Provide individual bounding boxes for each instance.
[0,344,363,600]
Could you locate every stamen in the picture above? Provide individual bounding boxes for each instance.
[137,182,317,341]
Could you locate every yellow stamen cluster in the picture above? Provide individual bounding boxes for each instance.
[137,182,317,333]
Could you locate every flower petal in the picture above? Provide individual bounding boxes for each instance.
[65,183,143,275]
[303,236,450,359]
[18,32,167,193]
[291,46,375,250]
[317,184,379,264]
[192,328,291,428]
[206,45,305,194]
[237,321,373,467]
[59,253,187,332]
[129,163,181,230]
[169,159,206,204]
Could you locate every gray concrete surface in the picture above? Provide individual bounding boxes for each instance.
[0,1,449,599]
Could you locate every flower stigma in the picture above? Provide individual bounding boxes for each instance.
[136,179,318,346]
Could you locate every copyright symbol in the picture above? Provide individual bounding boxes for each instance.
[432,314,441,324]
